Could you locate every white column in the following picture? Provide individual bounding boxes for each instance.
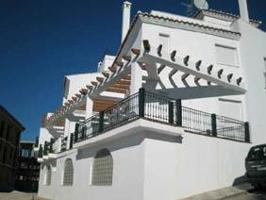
[130,62,143,94]
[67,121,76,149]
[63,118,70,136]
[238,0,249,22]
[85,97,93,119]
[121,1,132,42]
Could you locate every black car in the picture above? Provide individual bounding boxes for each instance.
[245,144,266,189]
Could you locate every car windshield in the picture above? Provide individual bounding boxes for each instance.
[247,145,266,161]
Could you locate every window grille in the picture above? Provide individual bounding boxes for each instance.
[63,159,74,186]
[92,149,113,185]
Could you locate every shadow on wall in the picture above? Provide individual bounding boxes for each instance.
[76,131,183,160]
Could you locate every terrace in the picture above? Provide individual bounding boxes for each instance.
[38,88,250,159]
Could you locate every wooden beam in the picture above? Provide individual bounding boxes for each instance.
[108,66,117,73]
[122,75,131,80]
[75,93,81,98]
[80,88,88,95]
[68,100,74,104]
[93,101,117,105]
[86,85,93,90]
[106,87,128,94]
[78,104,86,111]
[91,81,98,87]
[115,61,124,67]
[131,48,140,56]
[122,55,131,62]
[116,79,130,85]
[112,84,129,90]
[93,102,116,108]
[93,97,117,102]
[96,77,104,83]
[55,119,65,127]
[113,82,130,87]
[93,99,117,112]
[72,96,77,101]
[102,71,110,78]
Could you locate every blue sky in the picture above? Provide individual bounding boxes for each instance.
[0,0,265,141]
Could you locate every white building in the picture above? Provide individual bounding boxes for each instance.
[36,1,266,200]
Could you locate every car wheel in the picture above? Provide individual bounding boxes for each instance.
[253,183,263,190]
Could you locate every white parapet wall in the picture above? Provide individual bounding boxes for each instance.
[143,132,251,200]
[38,119,251,200]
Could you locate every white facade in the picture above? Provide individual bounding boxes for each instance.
[37,1,266,200]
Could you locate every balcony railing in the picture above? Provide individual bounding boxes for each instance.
[74,88,249,144]
[39,88,250,157]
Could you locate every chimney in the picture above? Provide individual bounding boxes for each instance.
[238,0,249,22]
[121,1,132,43]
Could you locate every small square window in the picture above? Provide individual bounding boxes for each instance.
[215,44,239,67]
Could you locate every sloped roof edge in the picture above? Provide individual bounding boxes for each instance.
[138,12,241,39]
[194,9,262,26]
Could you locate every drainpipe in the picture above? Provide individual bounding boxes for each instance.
[121,1,132,43]
[238,0,249,22]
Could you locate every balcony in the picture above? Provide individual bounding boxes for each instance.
[74,88,250,143]
[38,88,250,159]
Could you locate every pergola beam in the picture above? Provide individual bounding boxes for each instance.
[139,53,246,94]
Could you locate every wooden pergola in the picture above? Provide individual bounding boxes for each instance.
[45,48,141,128]
[46,39,246,129]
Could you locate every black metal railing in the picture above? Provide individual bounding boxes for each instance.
[103,92,139,131]
[182,106,212,134]
[216,115,247,142]
[72,88,250,144]
[60,136,68,152]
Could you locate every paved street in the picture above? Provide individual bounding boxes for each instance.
[225,189,266,200]
[0,191,48,200]
[0,188,265,200]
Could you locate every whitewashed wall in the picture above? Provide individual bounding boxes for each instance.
[143,132,250,200]
[38,134,145,200]
[141,22,243,116]
[38,125,251,200]
[232,19,266,144]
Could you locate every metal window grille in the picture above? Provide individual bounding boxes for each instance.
[63,159,74,186]
[92,149,113,186]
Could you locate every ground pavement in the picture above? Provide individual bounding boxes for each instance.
[0,191,48,200]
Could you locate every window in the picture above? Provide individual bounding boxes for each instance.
[44,165,52,185]
[159,33,170,55]
[247,145,266,161]
[92,149,113,186]
[63,158,74,186]
[215,44,239,67]
[21,149,30,158]
[219,98,243,120]
[0,121,5,138]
